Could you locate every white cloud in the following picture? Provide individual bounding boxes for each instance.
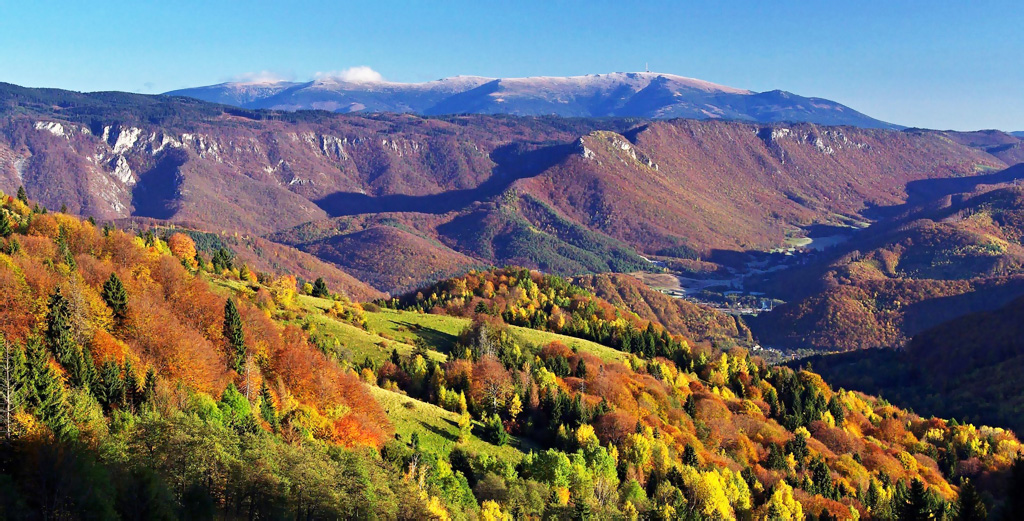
[314,66,384,83]
[229,71,291,84]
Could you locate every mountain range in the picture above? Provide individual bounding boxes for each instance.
[166,72,899,128]
[4,78,1024,517]
[2,82,1021,297]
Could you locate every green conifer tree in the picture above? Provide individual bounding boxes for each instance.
[16,186,27,204]
[56,227,76,271]
[900,478,934,521]
[97,360,124,411]
[142,367,158,405]
[223,299,246,373]
[24,338,74,439]
[102,272,129,319]
[311,277,330,298]
[122,358,138,408]
[955,478,986,521]
[45,288,91,389]
[259,381,277,430]
[682,444,700,467]
[0,214,11,238]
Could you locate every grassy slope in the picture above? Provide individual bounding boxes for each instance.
[364,308,627,363]
[369,386,529,460]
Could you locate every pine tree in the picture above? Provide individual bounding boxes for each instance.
[900,478,935,521]
[239,264,251,282]
[142,367,158,405]
[45,288,92,389]
[0,334,27,439]
[955,478,986,521]
[684,393,697,417]
[56,227,76,270]
[24,338,74,439]
[0,214,11,238]
[682,443,700,467]
[16,186,27,204]
[122,358,138,408]
[573,495,593,521]
[97,360,124,411]
[1003,456,1024,520]
[259,381,277,430]
[102,272,128,320]
[311,277,330,298]
[223,299,246,373]
[575,358,588,379]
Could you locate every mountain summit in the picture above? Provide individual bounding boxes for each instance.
[167,71,898,128]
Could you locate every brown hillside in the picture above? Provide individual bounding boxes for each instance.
[572,273,746,343]
[300,225,482,294]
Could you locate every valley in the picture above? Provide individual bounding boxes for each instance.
[1,81,1024,519]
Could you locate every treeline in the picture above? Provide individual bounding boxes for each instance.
[0,191,447,518]
[362,269,1024,519]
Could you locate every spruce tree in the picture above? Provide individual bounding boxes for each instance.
[682,443,700,467]
[956,478,986,521]
[97,360,123,411]
[0,334,27,439]
[16,186,27,204]
[142,367,158,405]
[46,288,92,388]
[56,227,76,271]
[900,478,934,521]
[575,358,588,379]
[0,214,11,238]
[259,381,277,430]
[122,358,138,408]
[24,338,73,439]
[311,277,330,298]
[102,272,129,319]
[223,299,246,373]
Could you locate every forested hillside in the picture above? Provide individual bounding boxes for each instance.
[2,83,1019,293]
[751,181,1024,351]
[2,191,1023,519]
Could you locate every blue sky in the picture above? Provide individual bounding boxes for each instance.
[1,1,1020,130]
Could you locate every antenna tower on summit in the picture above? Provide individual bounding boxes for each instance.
[645,62,649,73]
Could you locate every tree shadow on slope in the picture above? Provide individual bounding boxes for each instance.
[863,163,1024,222]
[313,142,575,216]
[131,148,187,219]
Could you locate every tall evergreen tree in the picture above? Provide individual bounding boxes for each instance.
[1003,456,1024,520]
[259,381,278,430]
[0,214,11,238]
[0,334,27,439]
[101,272,129,319]
[96,360,124,411]
[223,299,246,373]
[45,288,92,389]
[955,478,986,521]
[16,186,27,204]
[142,367,158,405]
[24,338,73,439]
[122,358,139,408]
[682,444,700,467]
[311,277,330,298]
[56,227,76,271]
[900,478,935,521]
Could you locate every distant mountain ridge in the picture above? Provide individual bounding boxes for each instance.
[1,81,1015,294]
[166,71,899,128]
